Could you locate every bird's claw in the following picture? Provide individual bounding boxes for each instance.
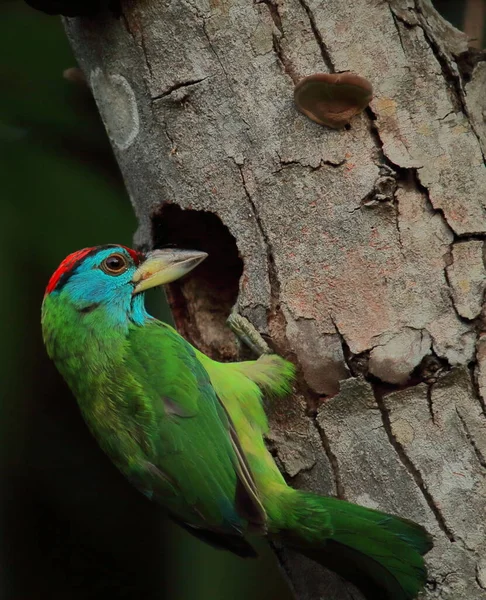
[226,311,272,356]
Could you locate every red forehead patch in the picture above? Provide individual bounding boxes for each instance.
[45,245,143,296]
[45,247,95,295]
[121,245,143,264]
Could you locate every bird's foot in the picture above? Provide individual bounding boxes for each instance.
[226,311,272,356]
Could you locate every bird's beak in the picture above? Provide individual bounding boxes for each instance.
[132,249,208,294]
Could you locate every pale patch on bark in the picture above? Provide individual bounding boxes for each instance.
[90,68,140,150]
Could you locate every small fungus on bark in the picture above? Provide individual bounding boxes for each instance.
[63,67,87,86]
[294,72,373,129]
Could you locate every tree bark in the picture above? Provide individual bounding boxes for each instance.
[66,1,486,598]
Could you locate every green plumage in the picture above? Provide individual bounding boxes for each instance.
[41,246,432,599]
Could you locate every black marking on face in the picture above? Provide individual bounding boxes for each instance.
[77,303,101,314]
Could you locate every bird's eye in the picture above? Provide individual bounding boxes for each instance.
[101,253,128,275]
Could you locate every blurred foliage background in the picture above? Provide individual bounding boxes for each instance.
[0,1,481,599]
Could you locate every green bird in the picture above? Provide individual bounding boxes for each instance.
[41,244,432,599]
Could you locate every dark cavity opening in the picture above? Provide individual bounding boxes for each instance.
[152,204,244,360]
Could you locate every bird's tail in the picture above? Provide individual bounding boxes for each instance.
[275,490,432,600]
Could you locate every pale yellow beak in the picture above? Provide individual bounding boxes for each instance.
[132,248,208,294]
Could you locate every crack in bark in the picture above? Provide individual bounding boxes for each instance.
[344,131,476,365]
[256,0,299,83]
[398,171,480,344]
[453,232,486,242]
[180,0,210,20]
[455,408,486,469]
[476,565,486,590]
[274,153,347,173]
[316,312,467,548]
[272,32,299,83]
[234,160,281,316]
[295,0,335,73]
[202,19,232,89]
[151,77,210,102]
[369,167,405,254]
[374,7,486,242]
[390,7,409,57]
[373,387,456,542]
[393,200,405,256]
[426,384,436,424]
[437,110,454,122]
[329,314,355,371]
[120,6,154,80]
[366,109,389,162]
[200,20,253,144]
[138,26,154,80]
[256,0,283,32]
[411,1,486,165]
[471,362,486,420]
[442,244,476,325]
[390,3,463,115]
[442,236,486,355]
[313,413,346,499]
[162,120,175,150]
[410,167,453,237]
[119,8,134,40]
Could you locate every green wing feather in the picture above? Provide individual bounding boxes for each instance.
[126,321,265,533]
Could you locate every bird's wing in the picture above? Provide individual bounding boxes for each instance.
[126,320,266,534]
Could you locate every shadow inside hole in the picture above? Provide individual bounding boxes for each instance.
[151,204,244,360]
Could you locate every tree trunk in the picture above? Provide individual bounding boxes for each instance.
[66,1,486,597]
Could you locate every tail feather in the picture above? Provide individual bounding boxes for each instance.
[278,491,432,600]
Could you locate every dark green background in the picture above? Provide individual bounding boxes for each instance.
[0,1,472,599]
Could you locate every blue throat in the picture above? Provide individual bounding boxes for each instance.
[129,293,152,326]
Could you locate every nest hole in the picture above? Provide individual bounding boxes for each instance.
[152,204,244,360]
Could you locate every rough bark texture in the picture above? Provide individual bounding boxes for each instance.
[66,1,486,598]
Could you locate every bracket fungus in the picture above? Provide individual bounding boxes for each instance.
[294,73,373,129]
